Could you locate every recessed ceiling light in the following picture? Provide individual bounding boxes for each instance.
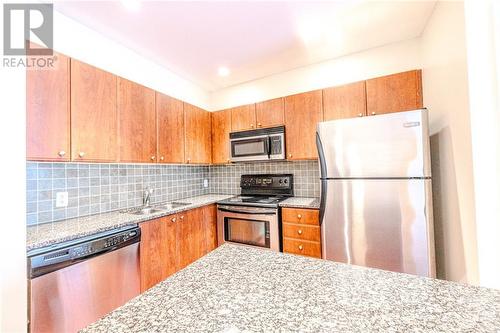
[121,0,141,11]
[218,66,230,77]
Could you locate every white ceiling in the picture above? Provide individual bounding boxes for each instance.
[54,1,436,92]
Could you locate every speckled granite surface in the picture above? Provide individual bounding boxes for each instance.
[82,244,500,333]
[27,194,232,252]
[280,197,320,209]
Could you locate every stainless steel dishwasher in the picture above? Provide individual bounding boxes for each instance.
[28,225,141,333]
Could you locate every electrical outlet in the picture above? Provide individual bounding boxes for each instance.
[56,192,68,208]
[203,179,209,188]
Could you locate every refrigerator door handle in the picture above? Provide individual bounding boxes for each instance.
[316,132,328,225]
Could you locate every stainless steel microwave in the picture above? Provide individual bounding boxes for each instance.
[229,126,285,162]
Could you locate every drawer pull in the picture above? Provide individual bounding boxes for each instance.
[297,214,302,219]
[297,229,303,235]
[298,245,304,251]
[171,217,176,223]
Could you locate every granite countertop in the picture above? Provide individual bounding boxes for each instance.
[280,197,320,209]
[82,244,500,333]
[27,194,233,252]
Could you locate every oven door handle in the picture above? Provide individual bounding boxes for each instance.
[218,207,277,215]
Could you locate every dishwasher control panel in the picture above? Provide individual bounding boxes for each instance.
[28,226,141,278]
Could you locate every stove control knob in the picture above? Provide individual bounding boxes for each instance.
[284,179,288,184]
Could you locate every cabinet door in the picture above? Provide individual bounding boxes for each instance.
[230,104,256,131]
[118,78,156,162]
[176,211,196,269]
[323,81,367,121]
[184,103,212,164]
[139,217,166,292]
[284,90,323,160]
[366,70,423,115]
[71,60,117,162]
[139,214,178,292]
[27,51,70,161]
[211,110,232,164]
[256,97,284,128]
[156,93,184,163]
[201,204,218,255]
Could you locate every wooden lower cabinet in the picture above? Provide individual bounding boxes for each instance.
[282,208,321,259]
[139,205,217,292]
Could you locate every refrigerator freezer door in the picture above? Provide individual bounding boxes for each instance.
[321,178,435,277]
[317,109,431,178]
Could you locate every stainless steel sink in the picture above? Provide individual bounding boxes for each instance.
[154,202,191,210]
[120,207,164,215]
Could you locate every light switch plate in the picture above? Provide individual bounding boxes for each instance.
[203,179,209,188]
[56,192,68,208]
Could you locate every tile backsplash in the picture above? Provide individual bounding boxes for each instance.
[26,163,210,225]
[26,160,320,225]
[209,161,320,197]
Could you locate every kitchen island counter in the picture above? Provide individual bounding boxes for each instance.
[82,244,500,332]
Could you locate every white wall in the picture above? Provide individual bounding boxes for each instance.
[52,11,211,110]
[463,0,500,289]
[421,1,479,285]
[210,38,422,110]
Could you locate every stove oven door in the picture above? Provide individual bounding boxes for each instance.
[217,205,280,251]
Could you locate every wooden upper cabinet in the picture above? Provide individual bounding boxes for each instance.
[184,103,212,164]
[231,104,256,131]
[27,51,70,161]
[156,93,184,163]
[284,90,323,160]
[323,81,367,121]
[71,60,117,162]
[366,70,423,115]
[255,97,284,128]
[211,109,232,164]
[117,78,156,163]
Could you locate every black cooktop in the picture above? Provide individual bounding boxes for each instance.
[218,174,294,208]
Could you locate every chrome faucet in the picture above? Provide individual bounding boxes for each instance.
[143,187,154,207]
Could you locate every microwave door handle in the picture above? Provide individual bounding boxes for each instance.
[267,136,271,157]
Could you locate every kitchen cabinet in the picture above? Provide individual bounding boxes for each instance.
[230,104,256,131]
[140,204,217,292]
[139,214,178,292]
[201,204,218,254]
[255,97,284,128]
[366,70,423,115]
[118,78,156,163]
[184,103,212,164]
[211,109,232,164]
[282,208,321,258]
[284,90,323,160]
[323,81,367,120]
[27,51,70,161]
[71,59,117,162]
[156,93,185,163]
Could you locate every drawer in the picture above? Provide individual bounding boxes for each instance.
[282,208,319,225]
[282,223,320,242]
[283,238,321,258]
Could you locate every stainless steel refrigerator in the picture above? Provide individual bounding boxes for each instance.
[316,109,435,277]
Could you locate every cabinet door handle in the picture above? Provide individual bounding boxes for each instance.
[358,113,363,117]
[160,156,164,161]
[186,158,191,163]
[171,217,177,223]
[180,215,184,220]
[371,112,376,116]
[258,122,262,127]
[151,156,156,161]
[78,152,85,158]
[58,150,66,157]
[298,245,304,251]
[297,214,302,219]
[288,153,292,158]
[250,124,254,128]
[297,229,303,235]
